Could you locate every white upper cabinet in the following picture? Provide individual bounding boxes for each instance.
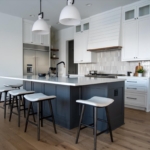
[88,7,122,50]
[123,5,137,22]
[75,19,89,34]
[23,20,50,46]
[138,17,150,60]
[122,0,150,61]
[122,21,138,60]
[74,18,96,64]
[23,21,34,44]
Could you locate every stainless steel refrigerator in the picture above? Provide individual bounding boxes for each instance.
[23,44,50,75]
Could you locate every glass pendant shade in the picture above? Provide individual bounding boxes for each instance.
[59,0,81,26]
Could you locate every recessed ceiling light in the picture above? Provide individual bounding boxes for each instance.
[86,3,92,7]
[29,15,35,17]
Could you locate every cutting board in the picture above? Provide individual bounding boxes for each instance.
[134,63,143,76]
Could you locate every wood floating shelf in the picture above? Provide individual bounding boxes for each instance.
[51,49,59,52]
[87,46,122,52]
[51,57,59,59]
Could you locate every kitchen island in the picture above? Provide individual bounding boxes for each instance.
[0,75,125,131]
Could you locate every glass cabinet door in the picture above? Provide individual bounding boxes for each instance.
[125,9,135,21]
[123,6,136,21]
[83,23,89,31]
[76,25,81,33]
[138,4,150,17]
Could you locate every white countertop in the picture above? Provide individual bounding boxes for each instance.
[118,76,150,80]
[0,75,125,86]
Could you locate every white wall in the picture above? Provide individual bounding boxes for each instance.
[0,12,23,96]
[54,27,74,76]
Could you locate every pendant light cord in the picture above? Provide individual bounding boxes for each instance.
[40,0,42,13]
[67,0,74,5]
[38,0,44,19]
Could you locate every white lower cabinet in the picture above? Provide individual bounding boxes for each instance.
[125,92,146,107]
[118,77,150,112]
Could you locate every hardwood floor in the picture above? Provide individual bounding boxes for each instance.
[0,106,150,150]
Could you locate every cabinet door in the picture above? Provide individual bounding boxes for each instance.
[82,31,91,63]
[138,16,150,60]
[23,21,33,44]
[123,5,137,22]
[41,35,49,46]
[122,21,138,61]
[33,33,41,45]
[137,1,150,19]
[74,33,83,63]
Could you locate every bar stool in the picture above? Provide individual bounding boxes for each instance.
[9,89,35,127]
[75,96,114,150]
[24,93,57,140]
[4,84,23,89]
[0,87,14,118]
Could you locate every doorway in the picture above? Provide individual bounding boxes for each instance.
[68,40,78,74]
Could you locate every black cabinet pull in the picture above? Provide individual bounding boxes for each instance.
[127,81,137,83]
[127,97,137,100]
[127,88,137,89]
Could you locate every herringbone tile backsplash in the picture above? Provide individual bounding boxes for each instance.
[78,50,150,76]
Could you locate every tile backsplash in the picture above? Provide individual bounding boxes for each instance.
[78,50,150,76]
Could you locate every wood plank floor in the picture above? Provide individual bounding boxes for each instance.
[0,106,150,150]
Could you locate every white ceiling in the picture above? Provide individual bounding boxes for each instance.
[0,0,142,30]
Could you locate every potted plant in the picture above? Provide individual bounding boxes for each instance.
[137,69,144,77]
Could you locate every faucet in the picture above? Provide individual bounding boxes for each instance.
[56,61,65,77]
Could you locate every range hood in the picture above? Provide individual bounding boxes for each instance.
[87,46,122,52]
[87,7,122,52]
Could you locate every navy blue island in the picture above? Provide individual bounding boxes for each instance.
[0,75,125,131]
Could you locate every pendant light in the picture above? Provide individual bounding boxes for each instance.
[32,0,49,35]
[59,0,81,26]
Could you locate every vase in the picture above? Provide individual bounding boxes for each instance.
[138,73,142,77]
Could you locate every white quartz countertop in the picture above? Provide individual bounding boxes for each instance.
[0,75,125,86]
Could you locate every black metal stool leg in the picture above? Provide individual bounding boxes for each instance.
[75,104,85,144]
[23,97,26,118]
[40,101,43,127]
[9,96,15,122]
[8,94,11,109]
[48,100,57,134]
[18,96,21,127]
[31,103,36,122]
[94,107,97,150]
[24,102,32,132]
[4,91,7,119]
[105,107,113,142]
[93,106,94,135]
[37,102,40,140]
[16,97,18,112]
[0,92,2,102]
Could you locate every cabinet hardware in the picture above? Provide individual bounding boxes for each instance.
[127,88,137,90]
[127,97,137,100]
[127,81,137,83]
